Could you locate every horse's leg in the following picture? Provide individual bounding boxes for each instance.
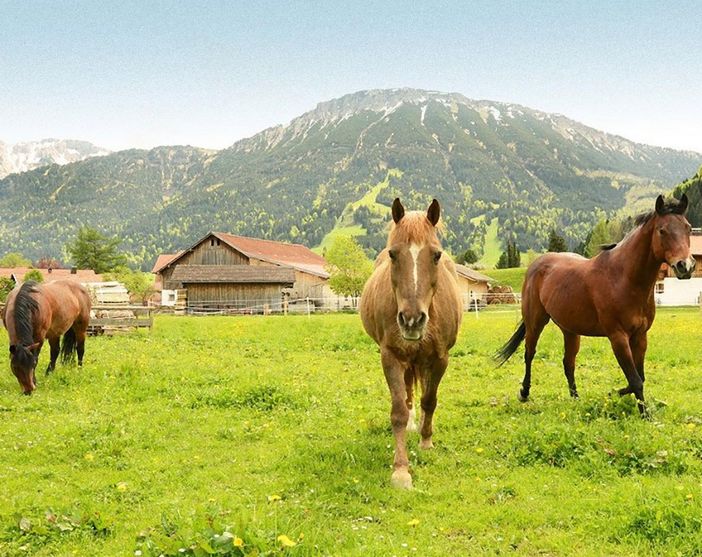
[32,341,43,387]
[404,366,417,432]
[75,327,87,366]
[381,348,412,489]
[44,337,58,375]
[609,332,647,416]
[630,331,647,385]
[520,312,550,402]
[562,331,581,398]
[419,355,447,450]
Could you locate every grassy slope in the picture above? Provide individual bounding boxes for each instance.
[478,218,502,268]
[483,267,528,291]
[2,311,702,555]
[313,170,399,254]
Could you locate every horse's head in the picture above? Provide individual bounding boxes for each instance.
[387,198,443,341]
[9,342,39,395]
[651,194,695,279]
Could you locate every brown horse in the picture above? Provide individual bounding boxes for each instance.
[496,194,694,414]
[360,198,463,488]
[3,279,91,394]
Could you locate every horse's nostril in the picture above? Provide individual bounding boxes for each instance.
[417,312,427,327]
[398,312,406,326]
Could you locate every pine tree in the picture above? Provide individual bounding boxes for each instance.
[547,229,568,252]
[65,227,126,273]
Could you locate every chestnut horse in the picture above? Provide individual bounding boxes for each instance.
[496,194,694,415]
[3,280,91,394]
[360,198,462,488]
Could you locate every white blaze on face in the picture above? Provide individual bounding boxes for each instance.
[409,243,422,295]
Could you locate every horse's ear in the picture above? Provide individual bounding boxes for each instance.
[655,195,665,215]
[427,199,440,226]
[392,198,405,224]
[9,345,15,354]
[679,193,689,214]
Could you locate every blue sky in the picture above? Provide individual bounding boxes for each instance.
[2,1,701,152]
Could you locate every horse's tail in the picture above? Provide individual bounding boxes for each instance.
[494,321,526,367]
[60,327,77,364]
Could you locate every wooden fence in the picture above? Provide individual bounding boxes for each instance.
[88,305,153,334]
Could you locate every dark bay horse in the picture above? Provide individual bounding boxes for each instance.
[496,194,694,414]
[3,279,91,394]
[360,199,463,488]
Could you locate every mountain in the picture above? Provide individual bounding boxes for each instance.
[673,166,702,225]
[0,89,699,268]
[0,138,110,178]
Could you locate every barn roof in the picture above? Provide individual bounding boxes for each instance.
[0,267,103,283]
[455,264,492,283]
[170,265,295,285]
[152,252,182,273]
[156,232,329,278]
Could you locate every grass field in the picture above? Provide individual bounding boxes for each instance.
[2,309,702,555]
[483,267,528,291]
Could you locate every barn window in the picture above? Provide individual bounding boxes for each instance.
[216,239,221,246]
[655,282,664,294]
[210,239,215,246]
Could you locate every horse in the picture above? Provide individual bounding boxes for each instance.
[496,194,695,415]
[360,198,463,488]
[3,279,92,394]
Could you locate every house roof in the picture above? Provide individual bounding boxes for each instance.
[152,252,182,273]
[0,267,103,283]
[170,265,295,285]
[156,232,329,278]
[455,264,492,283]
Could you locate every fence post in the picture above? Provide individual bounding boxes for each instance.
[306,296,310,318]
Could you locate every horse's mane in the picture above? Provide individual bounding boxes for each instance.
[388,211,443,246]
[634,198,688,227]
[598,198,687,252]
[13,281,39,346]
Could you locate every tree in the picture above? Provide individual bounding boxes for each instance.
[65,227,126,273]
[0,252,31,267]
[325,236,373,299]
[547,229,568,252]
[584,219,611,257]
[496,240,521,269]
[36,256,63,269]
[106,267,156,304]
[0,277,14,302]
[456,248,478,265]
[23,269,44,283]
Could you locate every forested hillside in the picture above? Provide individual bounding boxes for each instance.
[0,89,699,268]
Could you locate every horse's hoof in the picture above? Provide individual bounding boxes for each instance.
[518,390,529,403]
[391,469,413,489]
[419,438,434,450]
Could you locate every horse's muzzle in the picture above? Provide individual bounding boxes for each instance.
[398,311,427,341]
[673,257,696,280]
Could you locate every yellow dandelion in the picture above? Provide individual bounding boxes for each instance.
[407,518,420,526]
[233,536,244,547]
[116,482,128,492]
[686,494,694,501]
[84,452,95,461]
[278,534,297,548]
[475,447,484,454]
[687,423,697,430]
[267,494,282,502]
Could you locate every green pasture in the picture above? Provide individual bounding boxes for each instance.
[482,267,527,291]
[2,309,702,555]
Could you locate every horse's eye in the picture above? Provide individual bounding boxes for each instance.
[388,249,397,262]
[433,251,442,264]
[659,228,667,236]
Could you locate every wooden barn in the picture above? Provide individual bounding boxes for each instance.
[153,232,330,312]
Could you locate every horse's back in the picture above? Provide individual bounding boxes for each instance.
[41,280,92,325]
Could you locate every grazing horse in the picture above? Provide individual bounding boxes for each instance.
[496,194,694,414]
[360,198,462,488]
[3,280,91,394]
